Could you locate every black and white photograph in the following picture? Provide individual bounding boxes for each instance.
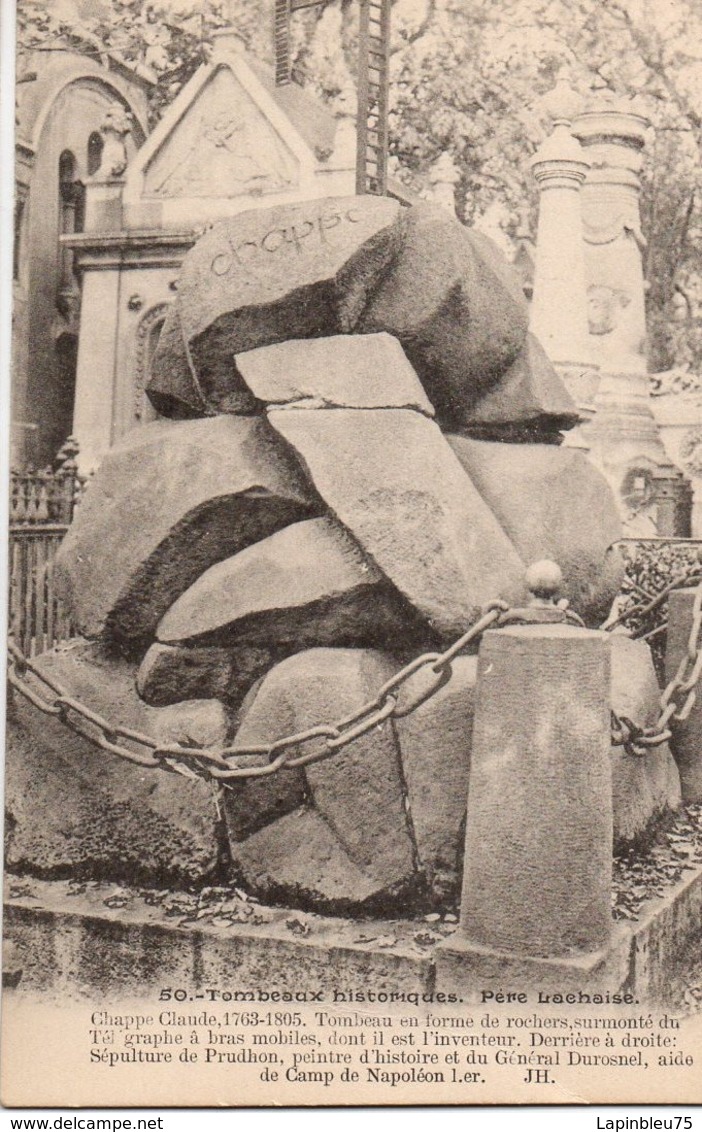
[2,0,702,1112]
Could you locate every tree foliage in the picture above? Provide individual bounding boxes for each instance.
[15,0,702,374]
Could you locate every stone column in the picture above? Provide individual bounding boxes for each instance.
[573,99,685,527]
[72,106,131,473]
[529,82,598,417]
[436,611,619,990]
[665,587,702,802]
[72,268,121,473]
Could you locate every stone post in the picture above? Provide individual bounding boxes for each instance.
[665,587,702,802]
[436,565,617,989]
[573,98,688,525]
[529,82,598,417]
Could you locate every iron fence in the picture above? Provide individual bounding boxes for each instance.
[8,438,85,656]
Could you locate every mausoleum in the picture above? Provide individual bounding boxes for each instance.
[67,26,357,472]
[12,36,150,468]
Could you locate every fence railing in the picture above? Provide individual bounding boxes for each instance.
[8,438,86,656]
[8,526,74,656]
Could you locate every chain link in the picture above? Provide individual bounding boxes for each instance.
[601,566,702,637]
[611,576,702,757]
[6,603,508,784]
[11,573,702,775]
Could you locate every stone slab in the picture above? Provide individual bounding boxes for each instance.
[434,925,634,997]
[358,203,529,429]
[2,876,434,1001]
[234,333,434,414]
[5,856,702,1000]
[610,635,682,847]
[157,516,427,652]
[627,853,702,1003]
[54,416,320,647]
[5,641,222,886]
[177,195,405,407]
[136,642,273,708]
[446,435,623,625]
[268,408,526,641]
[463,332,580,438]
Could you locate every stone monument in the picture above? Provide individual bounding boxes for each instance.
[529,81,598,419]
[9,193,681,917]
[573,97,692,534]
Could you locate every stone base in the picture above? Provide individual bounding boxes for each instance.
[4,859,702,1003]
[433,928,633,1001]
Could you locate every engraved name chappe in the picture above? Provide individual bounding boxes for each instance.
[7,561,702,779]
[210,208,364,276]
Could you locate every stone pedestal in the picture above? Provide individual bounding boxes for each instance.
[84,178,124,233]
[437,623,614,987]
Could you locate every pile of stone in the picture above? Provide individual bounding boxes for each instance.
[6,195,681,913]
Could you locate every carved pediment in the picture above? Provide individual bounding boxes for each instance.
[143,66,299,199]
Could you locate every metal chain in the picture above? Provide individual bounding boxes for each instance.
[611,576,702,757]
[11,573,702,775]
[601,567,702,637]
[6,603,508,784]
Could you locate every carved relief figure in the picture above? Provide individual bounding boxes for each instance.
[146,71,298,199]
[587,284,631,336]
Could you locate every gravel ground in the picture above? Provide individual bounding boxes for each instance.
[612,803,702,1014]
[612,803,702,922]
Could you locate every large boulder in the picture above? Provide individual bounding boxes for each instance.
[358,203,530,429]
[234,333,434,415]
[157,516,430,652]
[610,635,682,847]
[222,648,417,910]
[394,656,478,904]
[175,195,406,408]
[446,436,623,624]
[5,640,222,885]
[463,333,580,440]
[268,407,526,641]
[54,416,321,647]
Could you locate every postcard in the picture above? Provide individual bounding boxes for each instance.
[3,0,702,1110]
